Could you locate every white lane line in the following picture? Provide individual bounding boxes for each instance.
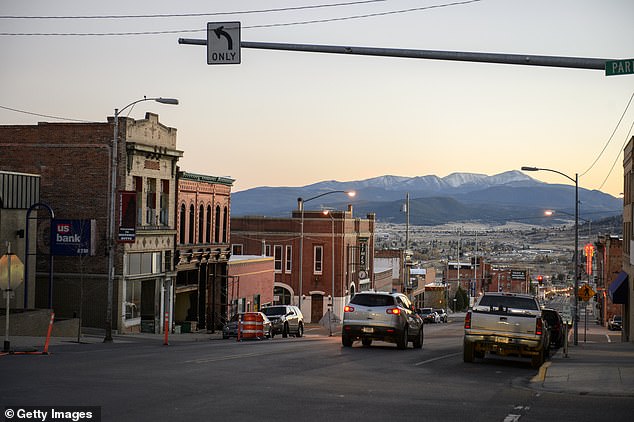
[503,414,521,422]
[606,334,612,343]
[414,352,461,366]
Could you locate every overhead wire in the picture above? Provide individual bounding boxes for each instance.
[0,104,95,123]
[0,0,390,19]
[596,118,634,191]
[0,0,483,36]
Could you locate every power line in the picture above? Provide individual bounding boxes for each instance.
[580,90,634,177]
[0,1,389,19]
[597,118,634,191]
[0,104,95,123]
[0,0,483,36]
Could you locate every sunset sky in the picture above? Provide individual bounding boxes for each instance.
[1,0,632,196]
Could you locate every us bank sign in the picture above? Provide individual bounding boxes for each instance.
[51,219,97,256]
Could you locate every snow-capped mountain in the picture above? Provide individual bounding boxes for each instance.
[231,171,620,226]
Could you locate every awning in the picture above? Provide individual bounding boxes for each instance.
[608,271,629,304]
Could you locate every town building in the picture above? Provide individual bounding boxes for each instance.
[0,113,183,334]
[231,204,375,323]
[594,235,624,325]
[619,136,634,342]
[173,171,234,331]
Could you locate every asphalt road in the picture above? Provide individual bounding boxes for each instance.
[1,320,631,422]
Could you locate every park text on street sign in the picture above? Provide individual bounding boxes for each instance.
[207,22,240,65]
[606,59,634,76]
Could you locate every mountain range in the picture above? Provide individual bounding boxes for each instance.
[230,171,622,226]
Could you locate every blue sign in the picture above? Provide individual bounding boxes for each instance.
[51,219,96,256]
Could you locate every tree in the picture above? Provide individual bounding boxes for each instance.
[453,286,469,311]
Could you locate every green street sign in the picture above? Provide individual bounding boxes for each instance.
[606,59,634,76]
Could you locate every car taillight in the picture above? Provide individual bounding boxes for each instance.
[344,305,354,312]
[464,311,472,329]
[536,317,543,336]
[386,308,401,315]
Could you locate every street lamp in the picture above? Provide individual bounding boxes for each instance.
[105,97,179,343]
[322,209,336,336]
[297,190,355,315]
[522,166,579,345]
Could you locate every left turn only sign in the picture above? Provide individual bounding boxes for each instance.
[207,22,241,65]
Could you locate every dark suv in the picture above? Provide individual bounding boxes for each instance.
[342,292,423,350]
[261,305,304,338]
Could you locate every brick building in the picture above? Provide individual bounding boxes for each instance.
[231,204,375,323]
[174,172,233,331]
[227,255,275,315]
[595,235,624,325]
[619,136,633,342]
[0,113,182,333]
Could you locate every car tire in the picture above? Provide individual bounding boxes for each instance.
[342,333,353,347]
[531,350,544,369]
[413,328,423,349]
[397,327,408,350]
[282,323,289,338]
[463,340,475,363]
[296,323,304,338]
[270,330,275,339]
[361,338,372,347]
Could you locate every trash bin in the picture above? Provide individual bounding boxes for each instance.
[181,321,191,333]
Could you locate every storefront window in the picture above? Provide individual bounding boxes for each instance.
[125,280,141,320]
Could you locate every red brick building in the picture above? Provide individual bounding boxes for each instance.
[595,235,624,325]
[231,204,375,323]
[227,255,275,314]
[0,113,182,333]
[174,172,234,331]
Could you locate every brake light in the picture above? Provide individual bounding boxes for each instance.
[536,317,543,336]
[344,305,354,313]
[386,308,401,315]
[464,311,472,329]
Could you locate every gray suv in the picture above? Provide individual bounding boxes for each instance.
[342,292,423,349]
[261,305,304,338]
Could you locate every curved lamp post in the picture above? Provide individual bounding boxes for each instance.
[105,97,179,343]
[297,190,355,315]
[522,166,579,345]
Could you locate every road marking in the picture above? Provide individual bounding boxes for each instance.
[185,351,274,364]
[606,334,612,343]
[414,352,461,366]
[503,414,521,422]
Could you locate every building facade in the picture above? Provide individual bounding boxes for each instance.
[231,205,375,323]
[174,172,233,331]
[620,136,633,342]
[0,113,182,334]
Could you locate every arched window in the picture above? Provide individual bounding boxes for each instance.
[179,203,186,244]
[206,205,212,243]
[222,206,228,243]
[214,205,221,243]
[198,204,204,243]
[188,204,195,244]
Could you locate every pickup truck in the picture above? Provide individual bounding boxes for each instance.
[463,292,550,368]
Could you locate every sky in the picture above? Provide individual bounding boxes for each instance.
[1,0,633,196]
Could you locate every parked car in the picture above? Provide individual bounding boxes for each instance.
[417,307,439,324]
[342,291,423,349]
[222,312,273,339]
[608,315,622,331]
[261,305,304,338]
[541,308,564,348]
[434,308,448,323]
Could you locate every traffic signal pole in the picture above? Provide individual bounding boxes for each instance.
[178,38,609,71]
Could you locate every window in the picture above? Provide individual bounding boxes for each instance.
[274,245,283,273]
[146,178,157,225]
[179,203,186,244]
[160,179,169,226]
[314,245,323,275]
[232,244,243,255]
[134,176,143,225]
[198,204,204,243]
[206,205,212,243]
[124,280,141,320]
[285,245,292,273]
[188,204,195,244]
[222,206,228,243]
[215,205,221,243]
[126,252,162,276]
[265,244,272,257]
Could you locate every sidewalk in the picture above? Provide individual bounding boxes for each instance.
[530,325,634,397]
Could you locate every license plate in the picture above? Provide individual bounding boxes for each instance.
[495,336,511,344]
[362,327,374,333]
